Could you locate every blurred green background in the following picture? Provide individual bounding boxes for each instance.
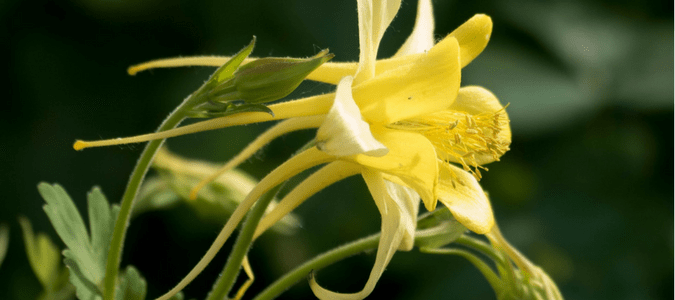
[1,0,672,299]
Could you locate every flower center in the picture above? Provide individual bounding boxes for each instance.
[387,107,510,180]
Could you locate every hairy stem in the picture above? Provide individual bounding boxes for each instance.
[205,185,282,300]
[102,93,203,300]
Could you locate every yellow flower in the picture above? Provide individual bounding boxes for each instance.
[74,0,509,299]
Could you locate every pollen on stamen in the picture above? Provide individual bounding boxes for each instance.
[388,107,510,185]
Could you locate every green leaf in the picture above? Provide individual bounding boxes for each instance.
[87,187,119,272]
[64,249,102,300]
[18,216,62,290]
[133,176,182,217]
[115,266,147,300]
[39,183,95,280]
[212,36,256,83]
[37,183,121,293]
[0,223,7,269]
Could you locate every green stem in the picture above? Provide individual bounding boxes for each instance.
[455,235,507,266]
[205,185,282,300]
[250,226,476,300]
[207,139,317,300]
[252,233,381,300]
[102,93,204,300]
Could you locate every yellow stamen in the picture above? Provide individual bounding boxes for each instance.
[155,147,333,300]
[388,107,510,181]
[189,116,325,200]
[73,93,333,151]
[231,255,254,300]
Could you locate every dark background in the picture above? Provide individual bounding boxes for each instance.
[1,0,672,299]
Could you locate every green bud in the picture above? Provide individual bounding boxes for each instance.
[212,49,335,103]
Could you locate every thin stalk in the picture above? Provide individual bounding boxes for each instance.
[102,92,204,300]
[207,139,318,300]
[251,226,469,300]
[205,185,282,300]
[252,233,381,300]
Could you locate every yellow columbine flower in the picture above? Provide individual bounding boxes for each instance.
[73,0,508,299]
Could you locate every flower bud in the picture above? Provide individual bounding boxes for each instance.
[211,49,335,104]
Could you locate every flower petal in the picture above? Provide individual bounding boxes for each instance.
[450,86,511,165]
[363,170,420,251]
[354,0,402,84]
[362,170,419,252]
[394,0,435,56]
[350,128,438,211]
[316,76,389,157]
[309,170,411,299]
[437,162,494,234]
[354,36,461,125]
[449,14,493,68]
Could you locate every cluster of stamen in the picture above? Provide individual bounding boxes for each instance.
[388,107,510,185]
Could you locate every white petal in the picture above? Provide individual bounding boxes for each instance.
[354,0,402,84]
[394,0,435,56]
[369,174,420,251]
[309,170,417,299]
[316,76,388,157]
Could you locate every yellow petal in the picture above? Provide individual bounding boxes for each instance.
[449,14,493,68]
[353,36,461,125]
[449,85,511,165]
[309,170,409,300]
[350,128,438,211]
[437,162,494,234]
[394,0,435,56]
[354,0,402,84]
[316,76,389,157]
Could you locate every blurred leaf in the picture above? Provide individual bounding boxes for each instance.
[496,0,673,112]
[18,216,62,290]
[115,266,147,300]
[148,147,302,234]
[464,41,594,134]
[18,217,75,300]
[133,176,182,217]
[0,223,7,269]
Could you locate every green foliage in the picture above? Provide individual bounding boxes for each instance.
[0,223,7,269]
[115,266,146,300]
[37,183,150,300]
[18,216,74,300]
[141,147,302,234]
